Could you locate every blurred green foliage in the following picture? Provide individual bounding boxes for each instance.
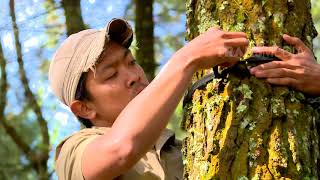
[312,0,320,62]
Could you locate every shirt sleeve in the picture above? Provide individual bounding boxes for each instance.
[54,127,179,180]
[54,129,102,180]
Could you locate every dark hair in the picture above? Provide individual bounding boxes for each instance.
[74,72,93,128]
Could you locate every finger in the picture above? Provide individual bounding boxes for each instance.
[233,46,247,57]
[283,34,310,53]
[224,47,246,58]
[219,55,239,62]
[222,32,247,39]
[214,56,239,68]
[266,77,298,89]
[252,46,293,61]
[250,61,297,73]
[224,38,249,47]
[219,61,238,68]
[219,62,231,68]
[251,67,299,79]
[208,27,221,32]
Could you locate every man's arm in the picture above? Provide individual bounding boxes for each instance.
[82,28,249,179]
[250,34,320,95]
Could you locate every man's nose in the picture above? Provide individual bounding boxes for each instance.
[125,69,140,88]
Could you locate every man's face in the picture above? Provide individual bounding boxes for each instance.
[85,41,149,126]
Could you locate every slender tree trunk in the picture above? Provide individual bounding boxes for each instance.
[61,0,86,36]
[7,0,50,179]
[134,0,156,81]
[182,0,319,179]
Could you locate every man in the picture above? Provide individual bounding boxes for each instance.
[49,18,319,180]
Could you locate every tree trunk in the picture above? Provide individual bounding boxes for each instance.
[6,0,50,179]
[61,0,86,36]
[134,0,156,81]
[182,0,319,179]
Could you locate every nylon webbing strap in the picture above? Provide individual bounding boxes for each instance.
[240,54,281,64]
[184,72,215,104]
[183,55,280,104]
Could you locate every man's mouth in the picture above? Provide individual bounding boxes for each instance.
[134,84,147,96]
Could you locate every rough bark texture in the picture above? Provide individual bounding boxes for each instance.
[182,0,320,179]
[135,0,156,81]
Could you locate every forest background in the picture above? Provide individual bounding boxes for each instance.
[0,0,319,179]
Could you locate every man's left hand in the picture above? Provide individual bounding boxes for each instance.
[250,34,320,95]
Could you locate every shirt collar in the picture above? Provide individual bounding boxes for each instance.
[154,129,175,157]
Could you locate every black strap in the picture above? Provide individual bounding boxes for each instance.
[183,54,280,104]
[240,54,281,65]
[183,72,215,105]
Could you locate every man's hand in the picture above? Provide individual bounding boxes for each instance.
[176,28,249,71]
[250,34,320,95]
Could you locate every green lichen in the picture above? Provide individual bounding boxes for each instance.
[273,12,284,29]
[240,115,250,129]
[271,98,282,114]
[257,16,266,33]
[219,1,229,11]
[238,176,249,180]
[236,84,253,100]
[248,121,256,131]
[233,22,245,31]
[237,103,248,114]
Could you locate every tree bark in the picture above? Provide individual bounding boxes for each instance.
[182,0,319,179]
[134,0,156,81]
[61,0,86,36]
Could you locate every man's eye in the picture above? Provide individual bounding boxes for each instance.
[130,60,137,65]
[106,72,117,80]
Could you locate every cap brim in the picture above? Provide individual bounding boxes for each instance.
[82,18,134,72]
[106,18,133,48]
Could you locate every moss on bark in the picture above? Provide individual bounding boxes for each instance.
[182,0,319,179]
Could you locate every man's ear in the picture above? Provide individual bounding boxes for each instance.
[70,100,96,120]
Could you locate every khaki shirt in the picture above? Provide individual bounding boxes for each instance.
[55,127,183,180]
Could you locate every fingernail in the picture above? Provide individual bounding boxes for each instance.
[250,67,256,74]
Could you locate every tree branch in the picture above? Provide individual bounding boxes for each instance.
[0,3,62,31]
[9,0,49,160]
[0,32,35,163]
[0,32,8,123]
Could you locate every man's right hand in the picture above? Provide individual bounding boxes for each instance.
[175,27,249,71]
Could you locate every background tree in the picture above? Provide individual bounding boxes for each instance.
[61,0,87,36]
[125,0,186,82]
[182,0,319,179]
[0,0,86,178]
[0,0,50,179]
[134,0,156,81]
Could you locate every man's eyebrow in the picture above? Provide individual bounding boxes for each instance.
[98,49,132,73]
[123,49,131,60]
